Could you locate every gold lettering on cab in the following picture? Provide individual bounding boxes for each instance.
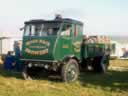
[25,39,50,55]
[73,41,81,52]
[62,45,69,48]
[26,39,50,46]
[25,48,48,55]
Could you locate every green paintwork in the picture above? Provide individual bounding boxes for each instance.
[53,37,82,60]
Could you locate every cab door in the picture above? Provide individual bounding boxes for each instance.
[59,23,72,58]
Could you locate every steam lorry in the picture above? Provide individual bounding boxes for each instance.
[21,16,111,82]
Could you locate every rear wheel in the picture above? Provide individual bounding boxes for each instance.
[22,65,45,80]
[61,59,79,82]
[93,55,109,73]
[100,55,109,73]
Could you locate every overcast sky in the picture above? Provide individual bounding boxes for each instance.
[0,0,128,37]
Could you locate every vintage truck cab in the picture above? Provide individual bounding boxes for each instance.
[21,17,110,82]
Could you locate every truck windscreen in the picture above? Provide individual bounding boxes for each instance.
[24,23,61,36]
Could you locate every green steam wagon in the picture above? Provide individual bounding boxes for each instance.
[21,16,111,82]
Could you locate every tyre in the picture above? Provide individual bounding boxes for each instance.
[93,55,109,73]
[61,59,79,82]
[22,65,32,80]
[100,55,109,73]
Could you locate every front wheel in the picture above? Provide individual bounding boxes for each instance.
[22,65,32,80]
[61,59,79,82]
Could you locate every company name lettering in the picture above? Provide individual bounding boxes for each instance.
[25,39,50,55]
[25,48,48,55]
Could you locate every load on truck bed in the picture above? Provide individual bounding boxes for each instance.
[81,35,111,58]
[21,15,111,82]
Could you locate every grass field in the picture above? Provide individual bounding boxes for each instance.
[0,59,128,96]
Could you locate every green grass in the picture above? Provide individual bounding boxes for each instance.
[0,60,128,96]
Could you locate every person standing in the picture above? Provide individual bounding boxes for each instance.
[4,51,15,70]
[14,42,21,72]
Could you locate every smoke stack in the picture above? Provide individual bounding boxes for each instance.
[55,14,62,20]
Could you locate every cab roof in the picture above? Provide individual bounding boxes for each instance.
[25,18,83,25]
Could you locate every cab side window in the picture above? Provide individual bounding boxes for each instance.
[74,25,83,37]
[74,25,78,37]
[61,24,72,36]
